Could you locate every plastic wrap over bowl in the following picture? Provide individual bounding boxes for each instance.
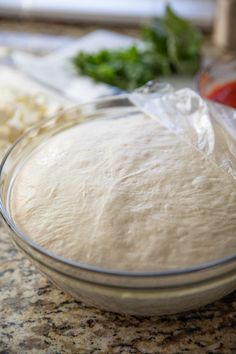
[0,83,236,316]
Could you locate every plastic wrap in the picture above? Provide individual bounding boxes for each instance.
[130,82,236,179]
[1,83,236,316]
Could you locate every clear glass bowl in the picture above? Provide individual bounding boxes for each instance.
[0,95,236,316]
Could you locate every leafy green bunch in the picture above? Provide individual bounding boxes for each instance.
[72,6,202,91]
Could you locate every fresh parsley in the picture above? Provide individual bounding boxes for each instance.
[72,6,202,91]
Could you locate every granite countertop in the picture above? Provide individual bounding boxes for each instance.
[0,224,236,354]
[0,19,235,354]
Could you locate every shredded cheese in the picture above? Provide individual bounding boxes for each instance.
[0,88,61,158]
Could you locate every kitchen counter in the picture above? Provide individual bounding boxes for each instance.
[0,19,235,354]
[1,225,236,354]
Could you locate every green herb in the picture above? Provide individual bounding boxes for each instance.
[72,6,202,91]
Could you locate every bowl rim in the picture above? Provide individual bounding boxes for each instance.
[0,97,236,279]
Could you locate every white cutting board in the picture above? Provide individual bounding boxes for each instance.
[12,30,193,103]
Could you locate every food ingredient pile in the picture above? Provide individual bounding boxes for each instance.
[72,6,202,90]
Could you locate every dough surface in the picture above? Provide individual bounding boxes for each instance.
[10,113,236,271]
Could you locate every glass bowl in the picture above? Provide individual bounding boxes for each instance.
[0,95,236,316]
[196,57,236,108]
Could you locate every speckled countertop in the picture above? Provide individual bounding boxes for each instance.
[0,224,236,354]
[0,19,235,354]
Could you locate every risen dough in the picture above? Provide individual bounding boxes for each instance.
[10,113,236,271]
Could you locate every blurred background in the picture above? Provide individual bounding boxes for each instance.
[0,0,215,26]
[0,0,235,106]
[0,0,221,53]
